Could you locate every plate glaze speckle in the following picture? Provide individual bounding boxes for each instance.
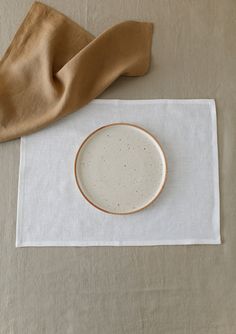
[74,123,167,214]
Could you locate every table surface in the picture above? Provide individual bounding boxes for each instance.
[0,1,236,333]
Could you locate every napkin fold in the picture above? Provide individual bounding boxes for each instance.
[0,2,153,142]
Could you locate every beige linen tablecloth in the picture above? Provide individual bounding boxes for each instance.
[0,1,236,333]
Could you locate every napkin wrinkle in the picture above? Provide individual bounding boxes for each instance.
[0,2,153,142]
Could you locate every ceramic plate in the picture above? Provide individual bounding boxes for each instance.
[74,123,167,214]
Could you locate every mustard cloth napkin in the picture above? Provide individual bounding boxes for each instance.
[0,2,153,142]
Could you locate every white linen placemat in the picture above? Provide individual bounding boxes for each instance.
[16,99,220,247]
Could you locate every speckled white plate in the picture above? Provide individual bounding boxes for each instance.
[74,123,167,215]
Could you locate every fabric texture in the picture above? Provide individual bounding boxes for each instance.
[0,2,153,142]
[16,99,220,247]
[2,1,236,333]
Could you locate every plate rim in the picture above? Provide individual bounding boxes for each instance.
[74,122,168,215]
